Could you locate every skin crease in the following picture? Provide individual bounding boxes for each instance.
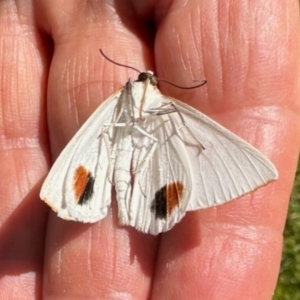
[0,0,299,299]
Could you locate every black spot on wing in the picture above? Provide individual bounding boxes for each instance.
[151,182,184,219]
[151,185,167,219]
[73,165,95,205]
[78,174,95,205]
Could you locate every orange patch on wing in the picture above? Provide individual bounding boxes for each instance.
[166,182,183,216]
[73,165,91,203]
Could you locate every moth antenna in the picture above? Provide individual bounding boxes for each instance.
[156,78,207,90]
[99,49,141,74]
[100,49,206,89]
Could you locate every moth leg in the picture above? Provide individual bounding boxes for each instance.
[101,131,115,184]
[132,125,158,174]
[134,139,159,197]
[100,108,125,136]
[134,140,157,174]
[145,102,176,114]
[106,122,129,127]
[147,102,205,151]
[134,124,158,141]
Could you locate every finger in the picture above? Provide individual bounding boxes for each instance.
[0,1,51,297]
[39,1,160,299]
[152,0,299,299]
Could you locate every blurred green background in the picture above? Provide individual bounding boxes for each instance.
[273,160,300,299]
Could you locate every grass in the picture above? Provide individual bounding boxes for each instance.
[274,160,300,299]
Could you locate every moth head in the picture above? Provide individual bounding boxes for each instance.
[137,71,158,86]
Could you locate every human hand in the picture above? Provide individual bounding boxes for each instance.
[0,1,299,299]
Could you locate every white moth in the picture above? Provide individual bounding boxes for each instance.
[40,55,278,235]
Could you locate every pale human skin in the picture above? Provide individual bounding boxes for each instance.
[0,1,299,299]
